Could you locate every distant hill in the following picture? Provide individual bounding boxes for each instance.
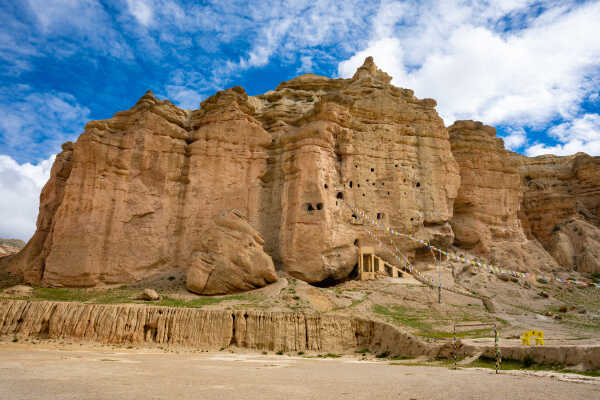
[0,239,25,257]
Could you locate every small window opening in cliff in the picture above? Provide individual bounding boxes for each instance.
[352,214,358,219]
[366,179,369,182]
[307,203,315,211]
[416,182,421,187]
[316,203,323,210]
[362,193,365,197]
[371,168,374,172]
[337,153,343,162]
[355,164,358,168]
[525,175,532,182]
[387,192,390,196]
[377,213,383,220]
[354,239,359,246]
[357,183,361,188]
[336,192,344,199]
[381,182,384,186]
[349,181,353,188]
[410,217,414,222]
[395,164,398,168]
[324,184,328,189]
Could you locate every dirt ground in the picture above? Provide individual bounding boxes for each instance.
[0,342,598,400]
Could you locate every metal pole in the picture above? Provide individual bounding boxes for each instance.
[453,323,457,370]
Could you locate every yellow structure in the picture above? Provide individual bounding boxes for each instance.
[358,247,402,280]
[521,330,544,346]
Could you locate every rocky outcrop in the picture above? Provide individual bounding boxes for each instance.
[186,210,277,295]
[518,154,600,273]
[6,57,461,287]
[5,56,599,288]
[448,121,559,273]
[0,300,432,357]
[0,239,24,258]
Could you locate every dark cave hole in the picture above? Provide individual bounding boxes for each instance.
[324,184,328,189]
[416,182,421,187]
[336,192,344,199]
[307,203,315,211]
[349,181,353,188]
[316,203,323,210]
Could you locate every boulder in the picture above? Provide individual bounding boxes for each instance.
[186,210,277,295]
[139,289,160,301]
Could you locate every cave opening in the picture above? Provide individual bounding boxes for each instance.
[336,192,344,199]
[307,203,315,211]
[316,203,323,210]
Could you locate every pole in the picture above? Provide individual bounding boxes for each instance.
[494,323,499,374]
[453,323,457,370]
[438,249,442,304]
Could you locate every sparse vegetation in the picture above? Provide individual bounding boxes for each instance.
[317,353,342,358]
[373,304,494,339]
[12,287,255,309]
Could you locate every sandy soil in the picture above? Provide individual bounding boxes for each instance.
[1,342,598,400]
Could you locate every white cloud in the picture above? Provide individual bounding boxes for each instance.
[526,113,600,156]
[337,0,600,149]
[502,128,527,151]
[165,85,204,109]
[0,154,55,241]
[126,0,154,26]
[0,86,89,163]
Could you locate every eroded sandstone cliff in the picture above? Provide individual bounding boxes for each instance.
[4,57,461,287]
[448,121,560,273]
[0,300,432,357]
[2,57,599,288]
[518,154,600,273]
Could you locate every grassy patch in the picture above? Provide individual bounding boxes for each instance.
[467,356,600,377]
[156,294,253,308]
[31,287,137,303]
[372,304,494,339]
[24,287,254,309]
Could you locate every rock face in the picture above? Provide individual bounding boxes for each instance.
[0,239,24,258]
[4,57,599,288]
[0,300,433,357]
[5,57,460,287]
[186,210,277,295]
[448,121,559,273]
[518,154,600,273]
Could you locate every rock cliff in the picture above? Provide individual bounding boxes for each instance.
[3,57,599,288]
[448,121,560,273]
[4,57,460,287]
[518,154,600,273]
[0,300,432,357]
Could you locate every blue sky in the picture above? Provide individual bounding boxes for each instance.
[1,0,600,240]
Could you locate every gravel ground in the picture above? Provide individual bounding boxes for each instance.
[0,343,598,400]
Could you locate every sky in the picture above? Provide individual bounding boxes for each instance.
[1,0,599,240]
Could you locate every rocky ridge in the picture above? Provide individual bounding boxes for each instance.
[1,57,599,289]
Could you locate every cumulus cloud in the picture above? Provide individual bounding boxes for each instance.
[502,128,527,151]
[338,0,600,148]
[0,154,54,241]
[526,113,600,156]
[126,0,154,26]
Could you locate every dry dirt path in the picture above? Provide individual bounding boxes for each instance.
[0,344,598,400]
